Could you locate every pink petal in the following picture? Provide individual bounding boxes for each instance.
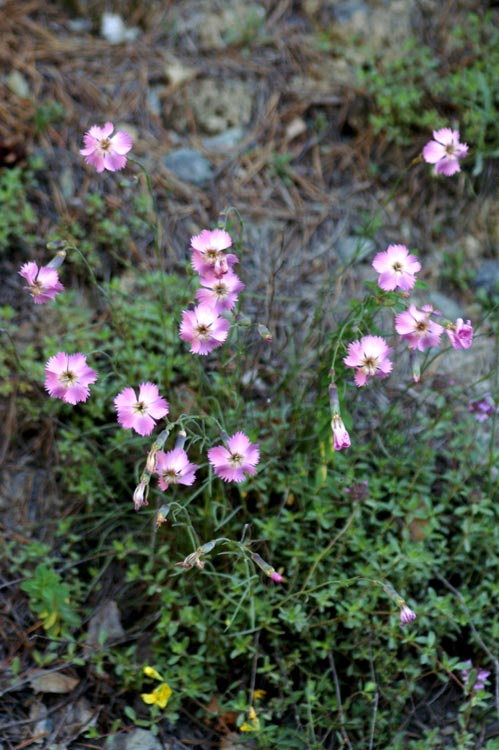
[422,141,447,164]
[110,130,133,154]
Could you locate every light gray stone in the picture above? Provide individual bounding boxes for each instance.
[473,260,499,295]
[336,236,375,263]
[202,127,245,152]
[106,727,163,750]
[163,148,214,185]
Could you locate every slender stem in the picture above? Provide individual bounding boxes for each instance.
[299,503,359,594]
[328,650,354,750]
[128,157,169,331]
[368,636,379,750]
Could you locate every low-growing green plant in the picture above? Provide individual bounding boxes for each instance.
[0,166,36,252]
[19,562,82,636]
[358,11,499,166]
[2,102,499,750]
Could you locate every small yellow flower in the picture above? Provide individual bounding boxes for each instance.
[143,666,163,681]
[141,682,172,709]
[240,705,260,732]
[252,689,266,702]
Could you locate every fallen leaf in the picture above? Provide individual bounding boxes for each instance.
[86,600,125,648]
[29,670,79,694]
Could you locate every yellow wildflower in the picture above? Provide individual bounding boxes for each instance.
[143,666,163,681]
[141,682,172,709]
[240,705,260,732]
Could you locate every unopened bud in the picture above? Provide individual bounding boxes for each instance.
[328,383,340,412]
[251,552,284,582]
[331,413,350,451]
[174,429,187,451]
[46,250,67,269]
[156,504,170,526]
[146,446,158,474]
[257,324,273,343]
[409,350,420,383]
[133,477,149,511]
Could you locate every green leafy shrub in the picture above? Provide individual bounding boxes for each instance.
[358,12,499,164]
[0,167,36,252]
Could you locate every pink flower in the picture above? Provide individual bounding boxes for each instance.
[80,122,133,173]
[179,304,230,355]
[343,335,393,387]
[45,352,97,404]
[468,395,496,422]
[208,431,260,483]
[155,448,199,491]
[399,605,416,626]
[395,304,444,351]
[446,318,473,350]
[133,478,149,511]
[196,270,245,312]
[461,661,490,691]
[114,383,169,436]
[270,571,284,583]
[372,244,421,292]
[19,262,64,304]
[190,229,239,276]
[331,414,350,451]
[422,128,468,176]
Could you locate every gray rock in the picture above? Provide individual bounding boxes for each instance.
[202,127,245,152]
[163,148,214,185]
[333,0,369,24]
[336,235,375,264]
[106,727,163,750]
[426,291,463,322]
[472,260,499,295]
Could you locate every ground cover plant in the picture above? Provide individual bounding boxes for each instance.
[1,2,499,749]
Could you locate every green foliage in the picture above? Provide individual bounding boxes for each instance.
[0,167,36,252]
[358,12,499,162]
[3,78,499,747]
[20,562,82,636]
[34,100,65,134]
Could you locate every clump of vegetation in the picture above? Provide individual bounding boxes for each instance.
[0,166,36,252]
[358,11,499,166]
[2,6,499,749]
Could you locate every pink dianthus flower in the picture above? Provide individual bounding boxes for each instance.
[395,304,444,351]
[331,414,350,451]
[45,352,97,404]
[461,660,490,692]
[179,304,230,355]
[372,244,421,292]
[208,431,260,483]
[343,335,393,387]
[155,448,199,491]
[114,382,169,436]
[190,229,239,276]
[446,318,473,350]
[400,605,417,626]
[19,262,64,304]
[80,122,133,173]
[468,395,496,422]
[422,128,468,176]
[196,270,245,312]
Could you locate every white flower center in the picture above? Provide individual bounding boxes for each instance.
[133,401,147,415]
[59,370,77,388]
[360,356,379,376]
